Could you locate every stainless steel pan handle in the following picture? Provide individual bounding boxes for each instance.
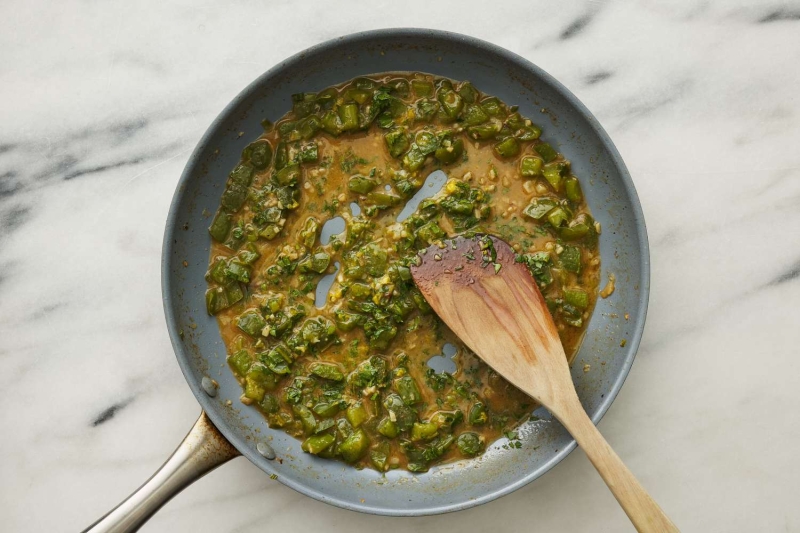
[82,412,240,533]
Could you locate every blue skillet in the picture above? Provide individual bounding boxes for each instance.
[83,28,650,531]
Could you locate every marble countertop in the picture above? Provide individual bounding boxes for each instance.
[2,0,799,531]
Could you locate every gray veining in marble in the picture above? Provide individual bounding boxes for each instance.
[1,0,800,531]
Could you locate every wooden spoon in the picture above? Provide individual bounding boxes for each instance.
[411,234,678,533]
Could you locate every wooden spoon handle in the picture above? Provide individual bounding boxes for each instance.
[552,392,679,533]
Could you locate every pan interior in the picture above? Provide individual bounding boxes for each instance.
[162,28,648,516]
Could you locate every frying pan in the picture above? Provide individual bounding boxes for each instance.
[84,28,649,532]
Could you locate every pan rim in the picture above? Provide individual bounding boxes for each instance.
[162,27,650,516]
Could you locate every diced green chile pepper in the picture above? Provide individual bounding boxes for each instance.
[273,164,300,186]
[383,393,416,431]
[411,422,439,441]
[523,198,558,220]
[516,124,542,140]
[292,404,317,435]
[457,432,484,456]
[338,103,360,131]
[309,362,344,381]
[468,402,488,425]
[237,310,266,336]
[313,401,342,418]
[339,429,370,463]
[480,97,505,116]
[535,142,558,163]
[245,363,278,401]
[220,183,248,212]
[224,260,251,283]
[494,137,520,158]
[415,99,439,121]
[415,131,439,154]
[366,191,401,208]
[208,211,231,242]
[348,174,378,194]
[560,223,591,241]
[229,163,255,187]
[395,375,422,404]
[546,206,570,228]
[458,81,479,103]
[384,128,410,158]
[411,80,433,97]
[321,110,343,135]
[377,417,399,438]
[334,310,362,331]
[402,147,427,171]
[543,161,569,190]
[434,138,464,164]
[520,156,543,177]
[467,122,501,140]
[565,176,583,202]
[564,288,589,310]
[560,246,581,273]
[243,141,272,170]
[346,401,368,428]
[302,433,335,454]
[228,349,252,377]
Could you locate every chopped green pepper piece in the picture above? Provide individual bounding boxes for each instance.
[543,161,569,191]
[384,128,410,158]
[468,402,488,425]
[292,404,317,435]
[245,362,278,401]
[411,422,439,441]
[434,138,464,164]
[309,362,344,381]
[516,124,542,140]
[467,122,501,140]
[321,110,343,136]
[415,131,440,155]
[520,156,543,177]
[274,164,300,186]
[338,103,360,131]
[302,433,335,454]
[208,211,231,242]
[313,401,343,418]
[228,349,252,377]
[348,174,378,194]
[229,163,255,187]
[243,140,273,170]
[377,417,399,438]
[456,432,484,456]
[480,97,505,117]
[339,429,370,463]
[402,147,427,172]
[564,288,589,310]
[411,79,433,97]
[522,198,557,220]
[395,375,422,404]
[220,183,248,212]
[366,191,401,208]
[560,246,581,273]
[546,206,570,228]
[494,137,520,158]
[560,223,591,241]
[346,401,368,428]
[535,142,558,163]
[334,310,362,331]
[565,176,582,202]
[458,81,479,103]
[237,310,266,336]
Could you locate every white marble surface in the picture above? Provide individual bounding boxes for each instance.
[2,0,800,531]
